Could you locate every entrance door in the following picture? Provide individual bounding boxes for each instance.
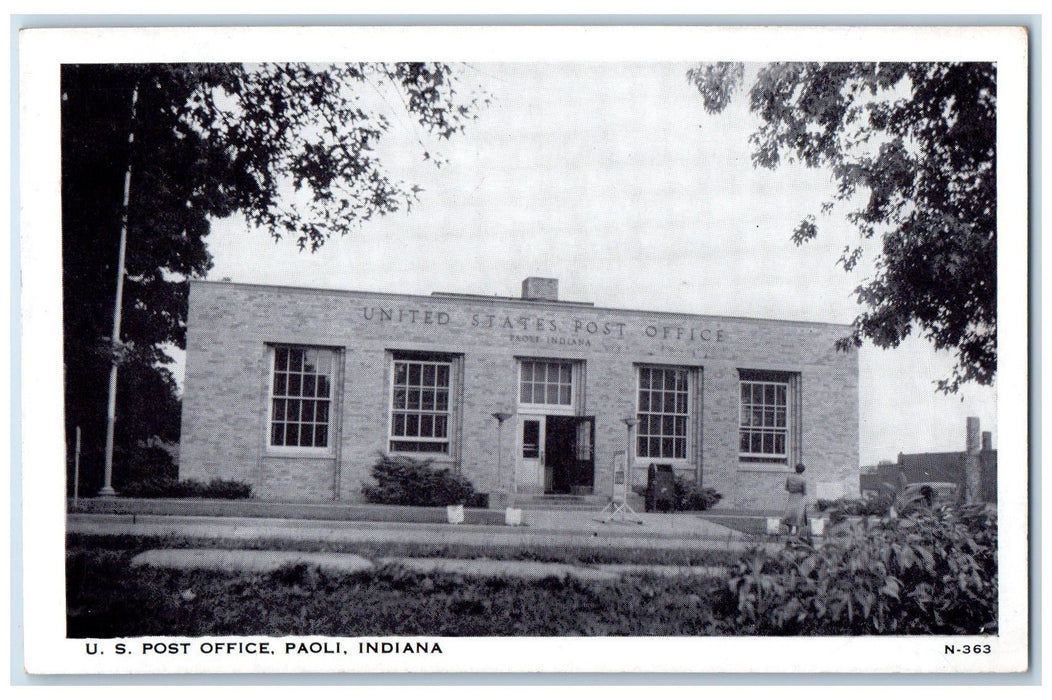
[545,415,595,494]
[517,415,547,493]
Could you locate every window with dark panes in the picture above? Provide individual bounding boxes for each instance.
[522,419,540,459]
[739,378,789,461]
[636,366,690,460]
[390,357,452,453]
[270,346,334,449]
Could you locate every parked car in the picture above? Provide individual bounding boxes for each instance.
[895,481,961,511]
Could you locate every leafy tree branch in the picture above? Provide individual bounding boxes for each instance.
[688,62,996,392]
[62,62,486,490]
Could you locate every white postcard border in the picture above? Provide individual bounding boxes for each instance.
[18,24,1030,675]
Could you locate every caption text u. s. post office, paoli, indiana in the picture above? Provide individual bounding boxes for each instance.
[179,277,859,509]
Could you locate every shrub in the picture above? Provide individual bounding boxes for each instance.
[118,477,252,499]
[361,454,476,507]
[465,492,490,509]
[112,444,177,488]
[673,477,722,511]
[727,505,997,635]
[117,476,179,498]
[200,479,253,499]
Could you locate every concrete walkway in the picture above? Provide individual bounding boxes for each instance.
[130,548,727,581]
[68,507,759,552]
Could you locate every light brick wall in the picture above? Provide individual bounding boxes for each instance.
[180,281,859,508]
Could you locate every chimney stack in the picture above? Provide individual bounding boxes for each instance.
[982,431,992,451]
[521,277,559,302]
[964,417,981,503]
[966,417,981,455]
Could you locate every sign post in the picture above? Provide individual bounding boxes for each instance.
[599,417,642,523]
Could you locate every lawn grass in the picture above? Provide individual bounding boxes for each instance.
[66,536,737,637]
[699,514,768,536]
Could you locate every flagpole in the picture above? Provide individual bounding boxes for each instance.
[100,83,139,496]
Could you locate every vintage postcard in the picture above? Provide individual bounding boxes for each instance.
[18,24,1029,675]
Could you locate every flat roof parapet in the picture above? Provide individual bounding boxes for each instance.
[192,278,851,329]
[430,290,594,307]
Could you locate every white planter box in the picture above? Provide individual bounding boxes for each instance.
[505,507,522,526]
[809,517,826,537]
[446,504,464,524]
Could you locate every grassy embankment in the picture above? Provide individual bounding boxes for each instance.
[67,534,737,637]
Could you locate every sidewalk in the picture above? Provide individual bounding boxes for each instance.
[67,506,758,552]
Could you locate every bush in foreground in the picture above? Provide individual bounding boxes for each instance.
[728,505,997,635]
[361,454,476,507]
[118,477,252,500]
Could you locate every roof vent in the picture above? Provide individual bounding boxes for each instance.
[521,277,558,302]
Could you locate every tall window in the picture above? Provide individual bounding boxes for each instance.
[390,356,452,453]
[636,366,690,460]
[519,360,574,407]
[270,346,334,449]
[739,374,789,461]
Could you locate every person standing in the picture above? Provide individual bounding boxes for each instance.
[784,463,808,536]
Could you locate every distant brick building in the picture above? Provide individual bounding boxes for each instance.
[859,425,997,503]
[179,277,859,509]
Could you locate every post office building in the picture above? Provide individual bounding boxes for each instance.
[179,277,859,509]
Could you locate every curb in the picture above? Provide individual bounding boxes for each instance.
[68,512,765,551]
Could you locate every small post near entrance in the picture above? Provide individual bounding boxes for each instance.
[599,417,642,523]
[492,411,513,507]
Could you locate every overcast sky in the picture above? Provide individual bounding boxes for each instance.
[197,61,997,465]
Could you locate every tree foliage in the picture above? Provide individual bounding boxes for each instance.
[184,63,484,251]
[62,63,484,491]
[688,62,996,392]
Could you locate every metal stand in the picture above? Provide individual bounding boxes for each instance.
[599,418,644,524]
[599,497,642,524]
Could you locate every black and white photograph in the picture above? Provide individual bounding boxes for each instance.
[18,24,1029,675]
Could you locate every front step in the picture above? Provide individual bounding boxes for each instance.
[513,493,644,512]
[513,494,604,511]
